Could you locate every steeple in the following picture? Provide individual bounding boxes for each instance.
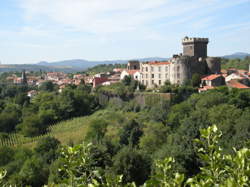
[21,70,27,85]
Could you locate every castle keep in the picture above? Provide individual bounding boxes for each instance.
[139,36,221,88]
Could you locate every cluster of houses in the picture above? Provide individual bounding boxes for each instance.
[198,68,250,92]
[7,71,85,87]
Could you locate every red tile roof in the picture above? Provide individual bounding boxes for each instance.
[227,80,249,89]
[148,61,171,65]
[201,74,222,81]
[126,70,139,75]
[92,77,109,88]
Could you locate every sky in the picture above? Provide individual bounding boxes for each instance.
[0,0,250,64]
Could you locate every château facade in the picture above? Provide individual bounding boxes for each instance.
[139,36,221,88]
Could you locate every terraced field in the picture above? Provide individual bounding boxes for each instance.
[0,109,136,148]
[0,115,90,148]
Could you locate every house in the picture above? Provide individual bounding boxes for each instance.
[113,68,125,73]
[227,80,250,89]
[94,73,108,78]
[225,73,244,82]
[73,74,85,80]
[92,77,109,88]
[201,74,225,87]
[120,70,141,81]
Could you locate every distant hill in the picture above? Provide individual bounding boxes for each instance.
[36,57,169,70]
[0,57,169,73]
[222,52,250,59]
[3,53,249,74]
[0,64,73,73]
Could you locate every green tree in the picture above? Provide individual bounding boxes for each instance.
[139,122,169,154]
[34,137,60,164]
[0,146,14,167]
[112,147,151,185]
[85,119,108,143]
[119,119,143,146]
[18,157,49,187]
[39,81,56,92]
[191,73,201,87]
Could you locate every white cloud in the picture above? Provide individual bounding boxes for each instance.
[18,0,250,35]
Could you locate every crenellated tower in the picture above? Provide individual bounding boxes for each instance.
[182,37,209,58]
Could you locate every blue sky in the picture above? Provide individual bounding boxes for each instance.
[0,0,250,64]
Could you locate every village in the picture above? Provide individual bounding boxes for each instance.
[5,36,250,97]
[5,59,250,97]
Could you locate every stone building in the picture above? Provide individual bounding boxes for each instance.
[140,36,222,88]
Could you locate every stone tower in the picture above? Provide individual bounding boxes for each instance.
[21,70,27,85]
[182,36,209,58]
[127,60,140,70]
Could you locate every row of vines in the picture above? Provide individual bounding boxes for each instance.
[0,117,87,147]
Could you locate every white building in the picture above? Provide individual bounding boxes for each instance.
[120,70,141,81]
[140,62,171,88]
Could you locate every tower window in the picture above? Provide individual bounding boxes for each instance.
[151,74,154,78]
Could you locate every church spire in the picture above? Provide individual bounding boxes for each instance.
[21,70,27,85]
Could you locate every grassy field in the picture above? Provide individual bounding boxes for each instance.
[0,109,137,148]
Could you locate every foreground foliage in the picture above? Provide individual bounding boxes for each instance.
[35,125,249,186]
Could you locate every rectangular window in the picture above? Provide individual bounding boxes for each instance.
[146,80,148,85]
[142,80,144,84]
[146,74,148,78]
[142,67,144,71]
[146,67,148,72]
[158,67,161,72]
[165,66,168,71]
[165,74,168,78]
[141,74,143,78]
[151,67,154,71]
[177,73,180,79]
[152,80,154,84]
[177,66,180,72]
[159,80,161,85]
[151,74,154,78]
[159,74,161,78]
